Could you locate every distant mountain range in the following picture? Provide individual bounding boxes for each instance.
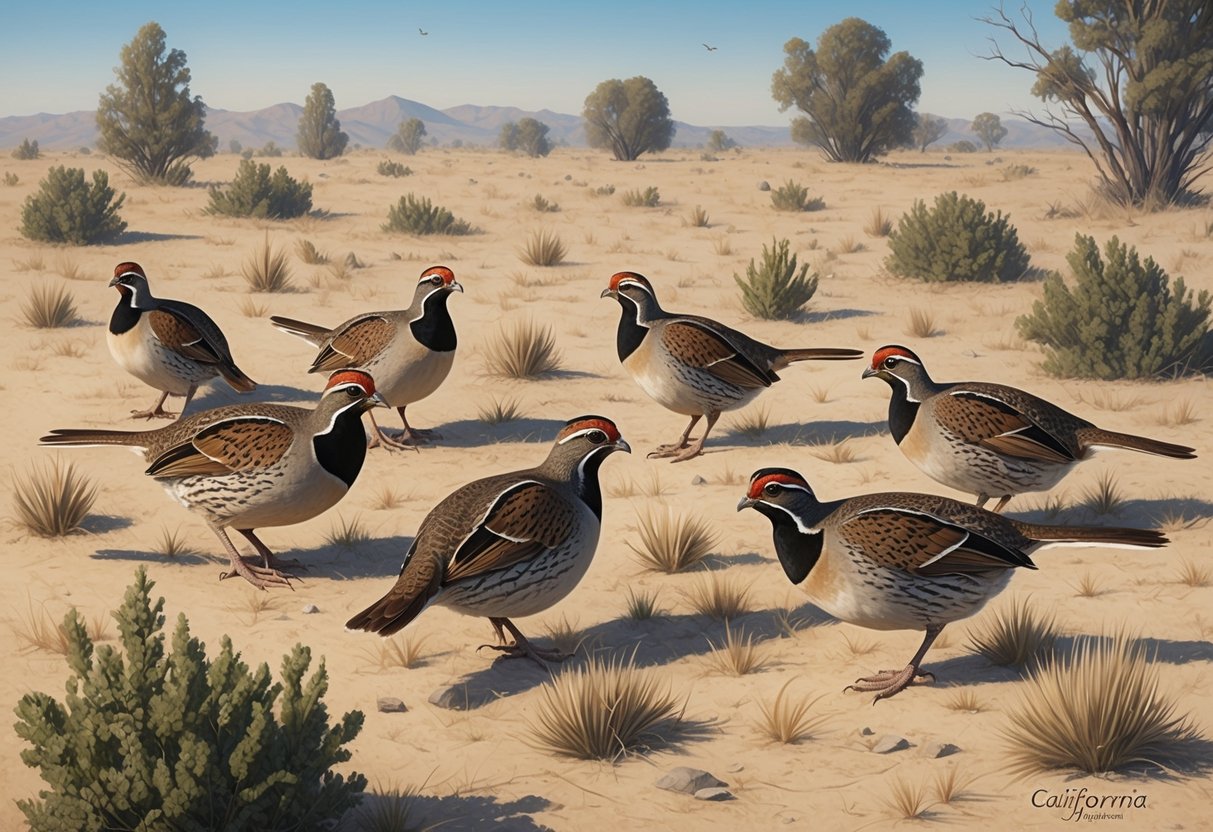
[0,96,1076,152]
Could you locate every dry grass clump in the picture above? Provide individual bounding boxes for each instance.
[542,614,588,655]
[13,600,110,654]
[1079,471,1125,516]
[1001,163,1037,181]
[906,307,942,338]
[835,235,864,254]
[21,283,80,329]
[481,320,563,378]
[945,688,986,714]
[621,186,660,207]
[1174,558,1212,587]
[730,405,771,439]
[528,654,685,761]
[684,573,753,621]
[1071,570,1107,598]
[529,194,560,213]
[623,587,662,620]
[932,767,975,805]
[363,635,429,670]
[807,438,860,464]
[627,508,718,573]
[12,457,97,537]
[605,471,669,499]
[476,396,524,425]
[703,624,769,676]
[1156,398,1199,426]
[686,205,710,227]
[242,233,294,293]
[238,297,268,318]
[967,596,1058,668]
[324,514,371,548]
[294,238,329,265]
[770,179,824,212]
[518,229,567,267]
[712,235,734,256]
[354,781,423,832]
[154,526,199,558]
[371,486,410,511]
[882,776,935,821]
[1001,632,1205,775]
[754,679,828,744]
[865,207,893,237]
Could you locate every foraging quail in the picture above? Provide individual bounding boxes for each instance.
[41,370,386,589]
[270,265,462,449]
[107,262,256,419]
[738,467,1168,701]
[347,416,630,664]
[601,271,861,461]
[864,345,1196,511]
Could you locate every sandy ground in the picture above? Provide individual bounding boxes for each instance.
[0,145,1210,831]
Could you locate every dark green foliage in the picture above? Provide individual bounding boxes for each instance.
[207,160,313,219]
[946,140,978,153]
[20,167,126,245]
[971,112,1007,151]
[886,191,1029,283]
[706,129,737,152]
[912,114,947,152]
[228,139,242,154]
[257,142,283,158]
[770,179,824,212]
[986,2,1213,206]
[499,118,553,157]
[388,119,426,155]
[735,238,818,320]
[96,22,215,185]
[297,82,348,160]
[13,138,40,160]
[376,159,412,178]
[383,194,473,235]
[772,18,923,162]
[583,76,675,161]
[621,186,660,207]
[1017,235,1212,379]
[13,568,366,831]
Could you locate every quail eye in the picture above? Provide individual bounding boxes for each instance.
[883,357,899,369]
[430,275,443,285]
[764,482,781,496]
[346,386,361,398]
[587,429,607,444]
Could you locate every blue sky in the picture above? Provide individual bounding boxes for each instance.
[3,1,1070,124]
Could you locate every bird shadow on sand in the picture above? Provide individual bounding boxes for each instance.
[1007,495,1213,532]
[113,230,204,245]
[191,383,321,410]
[80,515,134,535]
[717,418,886,448]
[422,418,568,448]
[349,793,556,832]
[797,307,878,324]
[428,603,833,710]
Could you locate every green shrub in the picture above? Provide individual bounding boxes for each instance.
[1017,234,1211,379]
[885,191,1029,283]
[376,159,412,178]
[621,186,660,207]
[14,568,366,831]
[20,167,126,245]
[735,237,818,319]
[13,138,40,160]
[383,194,473,235]
[256,141,283,157]
[770,179,823,212]
[4,172,19,186]
[206,160,313,219]
[947,140,978,153]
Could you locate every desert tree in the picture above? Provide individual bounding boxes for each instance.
[972,112,1008,151]
[984,1,1213,207]
[388,118,427,155]
[771,17,923,163]
[582,76,676,161]
[499,117,553,157]
[96,22,215,185]
[912,113,948,152]
[12,138,40,160]
[297,82,349,160]
[707,129,738,152]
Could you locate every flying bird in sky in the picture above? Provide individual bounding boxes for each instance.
[419,27,428,36]
[703,43,717,51]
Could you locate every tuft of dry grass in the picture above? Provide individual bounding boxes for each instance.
[295,238,329,265]
[482,320,563,378]
[242,233,294,293]
[623,586,662,620]
[621,186,660,208]
[683,572,753,621]
[1079,471,1125,516]
[324,514,370,548]
[355,781,423,832]
[840,632,879,656]
[703,624,769,676]
[1173,558,1212,587]
[754,679,828,744]
[21,283,80,328]
[967,596,1058,668]
[627,508,718,573]
[476,396,524,425]
[606,470,669,499]
[13,601,110,654]
[12,458,96,537]
[49,339,87,358]
[1001,631,1205,775]
[1071,570,1107,598]
[834,235,864,254]
[363,634,429,670]
[528,654,685,761]
[542,614,588,655]
[906,307,942,338]
[730,405,771,440]
[232,590,284,625]
[686,205,710,227]
[882,776,935,821]
[806,383,832,404]
[154,526,199,558]
[371,486,410,511]
[932,767,975,805]
[712,236,733,256]
[807,438,860,464]
[1156,398,1199,426]
[864,206,893,237]
[518,229,567,267]
[238,297,268,318]
[945,688,986,713]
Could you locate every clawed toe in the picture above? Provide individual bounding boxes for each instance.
[844,666,935,702]
[477,641,567,669]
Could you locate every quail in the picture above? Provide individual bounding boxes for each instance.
[41,370,386,589]
[107,262,256,419]
[347,416,630,664]
[601,271,860,461]
[271,265,462,449]
[864,345,1196,511]
[738,467,1168,701]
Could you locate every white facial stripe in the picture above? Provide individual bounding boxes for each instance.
[617,279,651,293]
[887,370,920,404]
[576,444,612,482]
[558,426,611,445]
[315,391,367,436]
[760,481,813,497]
[759,500,821,535]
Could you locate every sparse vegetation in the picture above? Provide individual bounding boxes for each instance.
[384,194,474,236]
[684,572,753,621]
[686,205,710,227]
[153,526,198,558]
[883,776,935,821]
[529,194,560,213]
[476,397,524,425]
[1079,471,1126,516]
[376,159,412,178]
[518,229,567,267]
[621,186,660,207]
[13,600,109,655]
[730,405,771,439]
[364,634,429,670]
[296,81,348,160]
[755,679,827,744]
[704,624,768,676]
[1071,570,1107,598]
[20,166,126,244]
[967,596,1058,668]
[583,76,675,161]
[12,138,40,160]
[324,514,371,548]
[295,238,329,265]
[770,179,822,212]
[864,206,893,237]
[21,283,80,329]
[242,233,294,292]
[12,458,96,537]
[207,159,313,219]
[1174,559,1212,588]
[1017,235,1211,379]
[886,191,1030,283]
[627,508,718,573]
[388,118,426,155]
[624,587,662,620]
[945,688,985,713]
[906,307,941,338]
[482,319,563,378]
[1002,163,1036,181]
[734,237,818,320]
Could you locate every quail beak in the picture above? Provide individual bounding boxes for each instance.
[108,276,120,287]
[368,391,388,409]
[861,366,878,380]
[448,281,464,293]
[613,438,632,454]
[599,288,616,299]
[736,496,756,512]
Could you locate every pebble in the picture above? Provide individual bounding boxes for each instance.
[376,697,407,713]
[691,475,707,486]
[656,767,727,795]
[301,604,319,614]
[871,734,911,754]
[758,180,771,191]
[694,787,735,801]
[922,741,960,758]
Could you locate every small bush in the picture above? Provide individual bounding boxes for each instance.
[12,138,40,160]
[256,141,283,157]
[14,569,366,830]
[770,179,824,212]
[593,184,616,197]
[1017,234,1211,379]
[518,229,567,267]
[1002,163,1036,181]
[3,172,18,186]
[864,206,893,237]
[684,573,752,621]
[621,186,660,207]
[20,167,126,245]
[886,191,1030,283]
[376,159,412,178]
[207,159,313,219]
[482,320,563,378]
[295,238,329,265]
[383,194,474,236]
[21,283,80,329]
[529,194,560,213]
[627,508,718,573]
[242,233,294,293]
[947,140,978,153]
[734,237,818,320]
[686,205,710,227]
[12,458,96,537]
[755,680,827,744]
[967,596,1058,668]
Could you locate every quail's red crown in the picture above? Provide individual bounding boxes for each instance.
[870,344,920,371]
[747,468,811,500]
[607,271,651,293]
[325,369,377,396]
[113,261,145,280]
[557,415,621,444]
[420,265,457,286]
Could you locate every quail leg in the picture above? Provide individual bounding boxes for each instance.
[397,405,442,442]
[648,414,701,458]
[237,529,308,572]
[845,624,942,703]
[210,523,294,590]
[990,494,1012,513]
[131,390,178,420]
[479,617,569,668]
[667,412,720,463]
[366,410,421,452]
